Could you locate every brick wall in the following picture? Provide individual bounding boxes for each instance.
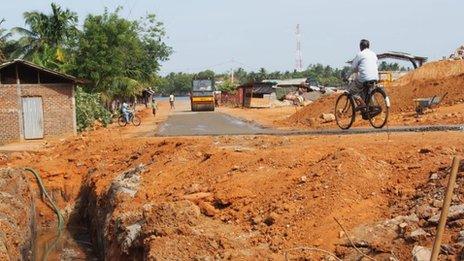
[21,84,75,138]
[0,84,20,144]
[0,83,76,144]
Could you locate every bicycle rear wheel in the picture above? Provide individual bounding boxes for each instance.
[132,115,141,126]
[367,88,390,129]
[118,116,127,127]
[335,93,356,130]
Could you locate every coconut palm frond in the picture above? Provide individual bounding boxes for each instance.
[110,76,144,99]
[12,3,78,59]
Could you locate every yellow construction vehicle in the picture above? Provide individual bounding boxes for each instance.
[191,79,215,111]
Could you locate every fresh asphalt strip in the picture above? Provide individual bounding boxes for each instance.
[156,112,464,137]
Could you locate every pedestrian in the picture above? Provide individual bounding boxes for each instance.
[169,93,175,110]
[151,98,158,116]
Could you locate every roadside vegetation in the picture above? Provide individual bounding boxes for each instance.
[75,87,112,132]
[156,65,353,95]
[0,4,172,131]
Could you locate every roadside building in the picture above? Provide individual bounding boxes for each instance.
[264,78,311,100]
[0,59,78,144]
[236,82,276,108]
[237,79,321,108]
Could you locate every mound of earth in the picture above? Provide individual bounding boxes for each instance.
[284,59,464,127]
[389,59,464,112]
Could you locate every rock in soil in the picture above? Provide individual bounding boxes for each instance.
[412,245,431,261]
[199,201,219,217]
[321,113,336,123]
[407,228,429,242]
[428,204,464,224]
[457,230,464,244]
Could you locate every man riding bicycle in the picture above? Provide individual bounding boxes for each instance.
[349,39,379,118]
[121,102,131,123]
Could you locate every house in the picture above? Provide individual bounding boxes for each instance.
[236,79,319,108]
[263,78,311,100]
[0,59,79,144]
[236,82,276,108]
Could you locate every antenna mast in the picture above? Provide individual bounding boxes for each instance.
[295,24,304,72]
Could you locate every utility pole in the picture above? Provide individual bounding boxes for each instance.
[295,24,304,72]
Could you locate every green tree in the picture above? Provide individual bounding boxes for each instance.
[11,3,78,60]
[257,67,267,81]
[379,61,407,71]
[233,67,248,84]
[0,19,11,63]
[196,69,215,80]
[158,72,192,95]
[217,78,236,92]
[73,9,171,102]
[135,14,172,83]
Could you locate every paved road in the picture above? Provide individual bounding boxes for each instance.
[156,110,464,137]
[157,111,282,136]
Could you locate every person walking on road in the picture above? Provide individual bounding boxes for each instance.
[169,93,175,110]
[151,97,158,117]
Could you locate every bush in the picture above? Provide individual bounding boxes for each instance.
[75,87,112,131]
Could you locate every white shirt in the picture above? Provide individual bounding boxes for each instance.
[351,49,379,82]
[169,94,175,102]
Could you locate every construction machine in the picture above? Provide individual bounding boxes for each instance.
[191,79,215,111]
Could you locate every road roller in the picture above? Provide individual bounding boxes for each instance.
[191,79,215,111]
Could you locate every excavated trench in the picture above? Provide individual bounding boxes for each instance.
[0,168,100,260]
[78,165,148,260]
[0,167,126,260]
[1,160,152,260]
[54,164,146,260]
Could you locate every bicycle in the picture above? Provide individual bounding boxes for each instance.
[335,81,390,130]
[118,112,141,127]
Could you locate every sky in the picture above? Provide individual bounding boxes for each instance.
[1,0,462,75]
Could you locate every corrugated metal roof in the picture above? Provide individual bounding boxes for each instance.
[377,51,427,61]
[267,78,307,86]
[277,78,307,86]
[237,82,276,89]
[0,59,79,82]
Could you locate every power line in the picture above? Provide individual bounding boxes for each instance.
[181,59,251,73]
[128,0,139,18]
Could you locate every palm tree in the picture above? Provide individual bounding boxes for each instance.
[11,3,78,59]
[0,19,11,63]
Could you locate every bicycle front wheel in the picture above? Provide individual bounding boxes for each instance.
[132,115,141,126]
[118,116,127,127]
[367,88,390,129]
[335,93,355,130]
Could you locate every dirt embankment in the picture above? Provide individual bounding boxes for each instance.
[3,124,464,259]
[389,59,464,112]
[0,169,35,260]
[282,59,464,128]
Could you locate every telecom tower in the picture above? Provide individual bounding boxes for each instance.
[295,24,304,72]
